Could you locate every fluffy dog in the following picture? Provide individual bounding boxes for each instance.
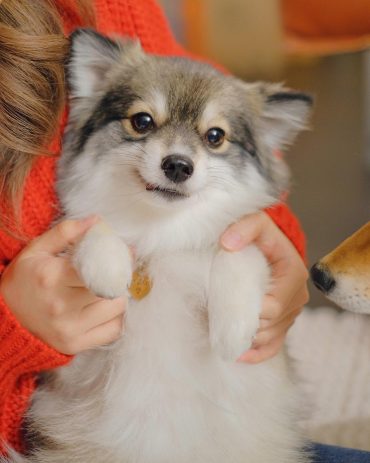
[311,221,370,313]
[10,29,313,463]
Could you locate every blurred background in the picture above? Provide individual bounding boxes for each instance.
[158,0,370,451]
[159,0,370,308]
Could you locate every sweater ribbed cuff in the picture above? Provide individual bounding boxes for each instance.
[0,294,71,394]
[265,202,306,261]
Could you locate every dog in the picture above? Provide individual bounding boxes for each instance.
[311,221,370,313]
[9,29,313,463]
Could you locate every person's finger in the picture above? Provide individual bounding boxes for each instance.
[79,314,124,351]
[253,311,299,347]
[48,257,88,288]
[29,216,99,255]
[30,257,89,293]
[238,334,286,364]
[79,297,126,331]
[259,294,286,322]
[259,282,308,322]
[220,213,267,252]
[263,260,308,318]
[62,286,102,311]
[260,282,296,324]
[294,283,310,310]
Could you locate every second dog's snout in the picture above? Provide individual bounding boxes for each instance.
[161,155,194,183]
[310,263,336,294]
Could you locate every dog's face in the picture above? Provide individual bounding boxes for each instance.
[58,30,311,248]
[311,222,370,313]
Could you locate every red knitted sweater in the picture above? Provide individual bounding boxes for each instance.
[0,0,306,454]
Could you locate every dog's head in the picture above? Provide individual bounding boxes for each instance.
[311,222,370,313]
[58,30,312,248]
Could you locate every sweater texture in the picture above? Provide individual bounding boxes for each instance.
[0,0,306,453]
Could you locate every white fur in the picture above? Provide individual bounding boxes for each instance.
[74,221,132,298]
[17,165,310,462]
[25,249,307,463]
[209,246,269,361]
[17,130,311,463]
[326,276,370,314]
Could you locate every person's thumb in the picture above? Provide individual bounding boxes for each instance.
[220,213,265,252]
[29,216,99,255]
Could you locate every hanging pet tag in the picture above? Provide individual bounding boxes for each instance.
[129,265,152,300]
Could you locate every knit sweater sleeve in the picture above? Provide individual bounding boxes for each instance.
[265,203,306,259]
[0,264,71,453]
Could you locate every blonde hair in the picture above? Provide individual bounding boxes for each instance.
[0,0,95,229]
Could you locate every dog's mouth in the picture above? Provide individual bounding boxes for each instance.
[136,171,189,201]
[145,183,188,200]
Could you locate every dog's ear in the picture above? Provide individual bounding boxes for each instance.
[67,29,142,98]
[257,83,313,150]
[67,29,120,98]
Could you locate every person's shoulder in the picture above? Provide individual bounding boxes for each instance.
[93,0,183,55]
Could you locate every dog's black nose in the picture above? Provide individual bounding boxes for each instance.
[161,155,194,183]
[310,263,336,294]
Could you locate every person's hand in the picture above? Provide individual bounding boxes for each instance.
[220,211,309,363]
[0,217,126,355]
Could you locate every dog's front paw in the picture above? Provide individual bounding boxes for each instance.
[208,246,269,362]
[209,295,261,362]
[73,223,132,299]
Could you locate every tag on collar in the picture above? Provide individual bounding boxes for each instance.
[129,265,152,300]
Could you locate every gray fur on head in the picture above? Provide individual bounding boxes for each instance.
[57,29,314,257]
[57,29,313,256]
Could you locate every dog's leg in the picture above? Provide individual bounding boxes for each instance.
[73,221,132,299]
[208,245,269,362]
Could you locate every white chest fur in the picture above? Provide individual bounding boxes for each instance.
[29,246,308,463]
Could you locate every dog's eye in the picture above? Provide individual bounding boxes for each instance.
[205,128,225,148]
[130,112,154,134]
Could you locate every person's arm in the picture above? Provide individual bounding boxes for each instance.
[0,218,126,453]
[0,292,71,453]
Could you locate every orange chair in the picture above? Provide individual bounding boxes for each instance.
[282,0,370,55]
